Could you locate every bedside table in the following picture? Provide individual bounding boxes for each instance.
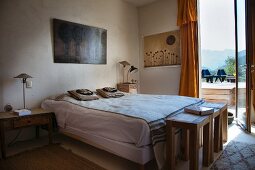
[117,83,138,94]
[0,108,54,159]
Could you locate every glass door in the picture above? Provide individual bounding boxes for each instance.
[235,0,251,132]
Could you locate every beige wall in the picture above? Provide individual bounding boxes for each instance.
[0,0,139,111]
[138,0,180,95]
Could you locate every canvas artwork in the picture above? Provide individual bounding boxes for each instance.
[53,19,107,64]
[144,30,180,67]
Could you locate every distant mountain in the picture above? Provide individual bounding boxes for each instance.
[201,49,235,69]
[201,49,245,70]
[238,50,246,65]
[238,50,246,57]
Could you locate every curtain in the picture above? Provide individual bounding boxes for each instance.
[177,0,199,97]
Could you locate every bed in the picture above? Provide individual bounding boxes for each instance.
[41,93,204,169]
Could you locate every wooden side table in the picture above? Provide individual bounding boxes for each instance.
[166,113,213,170]
[178,103,228,165]
[117,83,138,94]
[0,108,54,159]
[211,103,228,152]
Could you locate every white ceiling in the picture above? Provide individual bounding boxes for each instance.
[124,0,159,7]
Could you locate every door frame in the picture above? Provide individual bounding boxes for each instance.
[234,0,251,132]
[246,0,254,132]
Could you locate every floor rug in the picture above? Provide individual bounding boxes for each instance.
[0,144,106,170]
[211,141,255,169]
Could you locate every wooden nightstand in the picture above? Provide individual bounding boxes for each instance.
[117,83,138,94]
[0,108,54,159]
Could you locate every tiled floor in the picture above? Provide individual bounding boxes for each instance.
[252,123,255,134]
[4,122,255,170]
[228,121,255,145]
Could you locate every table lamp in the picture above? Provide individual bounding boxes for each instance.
[127,66,138,83]
[14,73,32,109]
[119,61,130,83]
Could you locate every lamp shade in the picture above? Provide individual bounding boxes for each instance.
[119,61,130,67]
[129,66,138,73]
[14,73,32,79]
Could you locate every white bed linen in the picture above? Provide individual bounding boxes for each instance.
[41,99,151,147]
[59,127,154,164]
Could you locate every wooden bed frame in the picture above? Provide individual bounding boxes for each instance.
[60,130,153,170]
[56,105,228,170]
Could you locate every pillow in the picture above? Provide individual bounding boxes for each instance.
[68,90,99,101]
[48,93,68,100]
[55,93,68,101]
[96,88,124,98]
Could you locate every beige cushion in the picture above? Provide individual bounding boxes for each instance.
[68,90,99,101]
[96,89,124,98]
[55,94,68,101]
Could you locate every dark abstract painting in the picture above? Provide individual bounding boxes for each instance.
[53,19,107,64]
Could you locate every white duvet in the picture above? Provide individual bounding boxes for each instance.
[41,98,151,147]
[42,93,203,169]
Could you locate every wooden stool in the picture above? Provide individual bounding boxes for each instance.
[213,104,228,152]
[166,113,213,170]
[180,103,228,164]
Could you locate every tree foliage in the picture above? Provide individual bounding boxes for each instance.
[224,56,235,75]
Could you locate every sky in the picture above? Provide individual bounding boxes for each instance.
[200,0,247,69]
[236,0,246,51]
[199,0,236,51]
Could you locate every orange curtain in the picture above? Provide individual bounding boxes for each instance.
[177,0,199,98]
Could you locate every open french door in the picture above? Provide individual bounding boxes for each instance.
[235,0,252,132]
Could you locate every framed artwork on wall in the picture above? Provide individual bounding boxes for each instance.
[144,30,180,67]
[53,19,107,64]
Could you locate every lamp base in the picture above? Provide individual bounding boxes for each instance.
[123,82,136,84]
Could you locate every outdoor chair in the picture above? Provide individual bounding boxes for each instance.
[226,75,236,83]
[202,69,214,83]
[215,69,227,82]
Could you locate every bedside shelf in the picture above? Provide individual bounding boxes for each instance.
[0,108,54,159]
[117,83,138,94]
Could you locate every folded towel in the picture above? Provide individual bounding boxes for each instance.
[103,87,117,92]
[14,109,32,116]
[76,89,93,95]
[68,90,99,101]
[96,89,124,98]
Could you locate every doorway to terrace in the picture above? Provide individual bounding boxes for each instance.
[199,0,255,133]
